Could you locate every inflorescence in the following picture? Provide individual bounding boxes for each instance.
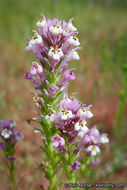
[25,14,109,172]
[0,119,24,161]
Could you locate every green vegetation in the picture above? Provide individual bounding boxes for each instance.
[0,0,127,189]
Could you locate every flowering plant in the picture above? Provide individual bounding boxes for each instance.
[25,15,109,189]
[0,119,24,189]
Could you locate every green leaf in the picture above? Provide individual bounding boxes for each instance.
[68,143,76,153]
[42,137,48,148]
[56,168,63,179]
[40,145,49,157]
[32,126,43,134]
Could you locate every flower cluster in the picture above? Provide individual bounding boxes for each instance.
[25,15,80,99]
[45,94,109,170]
[0,119,24,161]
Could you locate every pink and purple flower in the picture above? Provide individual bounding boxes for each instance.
[71,161,81,171]
[0,119,24,161]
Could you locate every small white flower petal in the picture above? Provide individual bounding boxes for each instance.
[61,115,68,120]
[31,69,36,75]
[87,111,93,118]
[67,51,80,61]
[53,53,60,60]
[67,23,77,32]
[45,114,55,122]
[1,129,12,139]
[49,25,63,35]
[67,36,80,46]
[10,121,16,128]
[81,126,88,133]
[101,135,109,144]
[74,123,80,131]
[67,111,73,118]
[91,150,97,156]
[96,146,100,153]
[58,49,63,57]
[36,20,46,28]
[30,35,42,45]
[25,43,33,51]
[87,145,100,156]
[77,131,85,138]
[87,145,93,151]
[48,48,63,60]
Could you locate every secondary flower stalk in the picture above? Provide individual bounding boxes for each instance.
[0,119,24,189]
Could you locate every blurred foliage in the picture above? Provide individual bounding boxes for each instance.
[0,0,127,189]
[99,34,127,183]
[0,0,127,46]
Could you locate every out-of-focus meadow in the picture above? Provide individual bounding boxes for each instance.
[0,0,127,189]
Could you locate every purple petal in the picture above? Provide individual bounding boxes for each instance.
[8,156,16,162]
[0,142,6,150]
[52,141,59,147]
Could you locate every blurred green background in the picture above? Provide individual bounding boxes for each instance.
[0,0,127,189]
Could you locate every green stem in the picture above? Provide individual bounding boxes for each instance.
[46,145,58,190]
[9,161,16,190]
[42,102,58,189]
[40,66,70,189]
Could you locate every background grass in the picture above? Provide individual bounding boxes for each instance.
[0,0,127,189]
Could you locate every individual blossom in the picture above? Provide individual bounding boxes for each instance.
[48,48,63,61]
[25,42,36,52]
[29,33,42,46]
[51,135,65,152]
[30,62,43,75]
[64,70,76,80]
[87,145,100,156]
[67,23,77,32]
[92,158,99,166]
[90,126,101,145]
[66,36,80,47]
[62,28,69,36]
[36,19,46,28]
[1,128,12,139]
[79,126,101,146]
[101,133,109,144]
[10,121,16,128]
[59,70,76,85]
[58,110,73,120]
[45,113,55,122]
[64,50,80,62]
[75,120,88,138]
[71,161,81,171]
[49,25,63,35]
[77,130,87,138]
[74,120,87,131]
[80,130,94,144]
[25,34,42,52]
[14,131,24,142]
[78,105,93,119]
[8,156,16,162]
